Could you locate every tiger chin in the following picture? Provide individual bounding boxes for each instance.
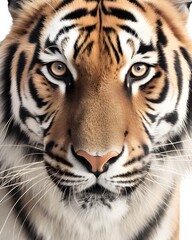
[0,0,192,239]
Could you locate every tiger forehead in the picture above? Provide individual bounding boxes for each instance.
[43,0,155,48]
[42,0,157,67]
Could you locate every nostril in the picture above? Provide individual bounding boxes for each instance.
[71,146,93,173]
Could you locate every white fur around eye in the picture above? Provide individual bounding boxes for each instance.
[127,67,156,95]
[41,66,66,93]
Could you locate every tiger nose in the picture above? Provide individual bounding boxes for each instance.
[72,147,119,176]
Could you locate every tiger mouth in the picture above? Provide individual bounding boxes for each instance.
[85,184,106,194]
[45,155,148,201]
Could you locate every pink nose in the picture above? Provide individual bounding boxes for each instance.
[76,150,119,172]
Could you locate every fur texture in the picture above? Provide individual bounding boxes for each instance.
[0,0,192,239]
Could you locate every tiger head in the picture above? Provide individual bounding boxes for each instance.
[1,0,192,213]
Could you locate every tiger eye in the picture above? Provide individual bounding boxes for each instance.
[130,63,148,78]
[50,62,67,77]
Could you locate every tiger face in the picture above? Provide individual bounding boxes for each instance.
[1,0,192,216]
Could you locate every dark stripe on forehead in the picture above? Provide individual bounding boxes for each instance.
[137,42,155,54]
[55,0,74,11]
[44,38,61,54]
[103,27,121,63]
[108,7,137,21]
[29,16,45,44]
[73,25,96,59]
[61,8,88,20]
[118,25,138,39]
[174,51,183,106]
[54,24,77,42]
[17,51,26,101]
[129,0,146,11]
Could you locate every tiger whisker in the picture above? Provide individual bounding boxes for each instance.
[0,161,43,177]
[0,170,48,235]
[153,138,192,149]
[149,166,184,176]
[0,144,44,151]
[0,169,47,205]
[15,180,54,240]
[13,173,54,239]
[0,166,45,188]
[0,115,14,142]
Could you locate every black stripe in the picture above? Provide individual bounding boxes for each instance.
[19,106,34,124]
[17,51,26,101]
[29,45,40,71]
[9,186,44,240]
[157,43,168,72]
[104,29,120,63]
[140,72,162,91]
[2,44,19,123]
[142,122,153,141]
[146,112,157,123]
[160,111,178,125]
[174,51,182,106]
[156,134,183,155]
[61,8,88,20]
[29,77,47,108]
[146,77,169,103]
[54,24,77,42]
[82,41,94,55]
[137,42,155,54]
[118,25,138,38]
[133,188,174,240]
[55,0,74,11]
[129,0,146,11]
[180,47,192,66]
[90,4,99,17]
[156,19,168,47]
[146,104,155,111]
[109,7,137,21]
[73,25,96,59]
[1,45,32,146]
[142,144,149,155]
[29,16,45,44]
[112,167,146,178]
[180,47,192,132]
[103,41,113,63]
[46,152,73,168]
[44,38,61,54]
[116,35,123,55]
[45,161,83,178]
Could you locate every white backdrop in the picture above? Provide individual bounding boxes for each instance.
[0,1,192,239]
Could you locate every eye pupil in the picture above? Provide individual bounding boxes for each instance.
[49,61,67,78]
[130,63,149,78]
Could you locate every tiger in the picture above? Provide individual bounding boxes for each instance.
[0,0,192,239]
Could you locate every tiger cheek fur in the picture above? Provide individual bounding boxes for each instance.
[0,0,192,240]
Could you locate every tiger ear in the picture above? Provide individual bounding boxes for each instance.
[8,0,23,18]
[171,0,192,14]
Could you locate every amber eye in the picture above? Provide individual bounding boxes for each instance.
[48,61,67,79]
[130,63,149,79]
